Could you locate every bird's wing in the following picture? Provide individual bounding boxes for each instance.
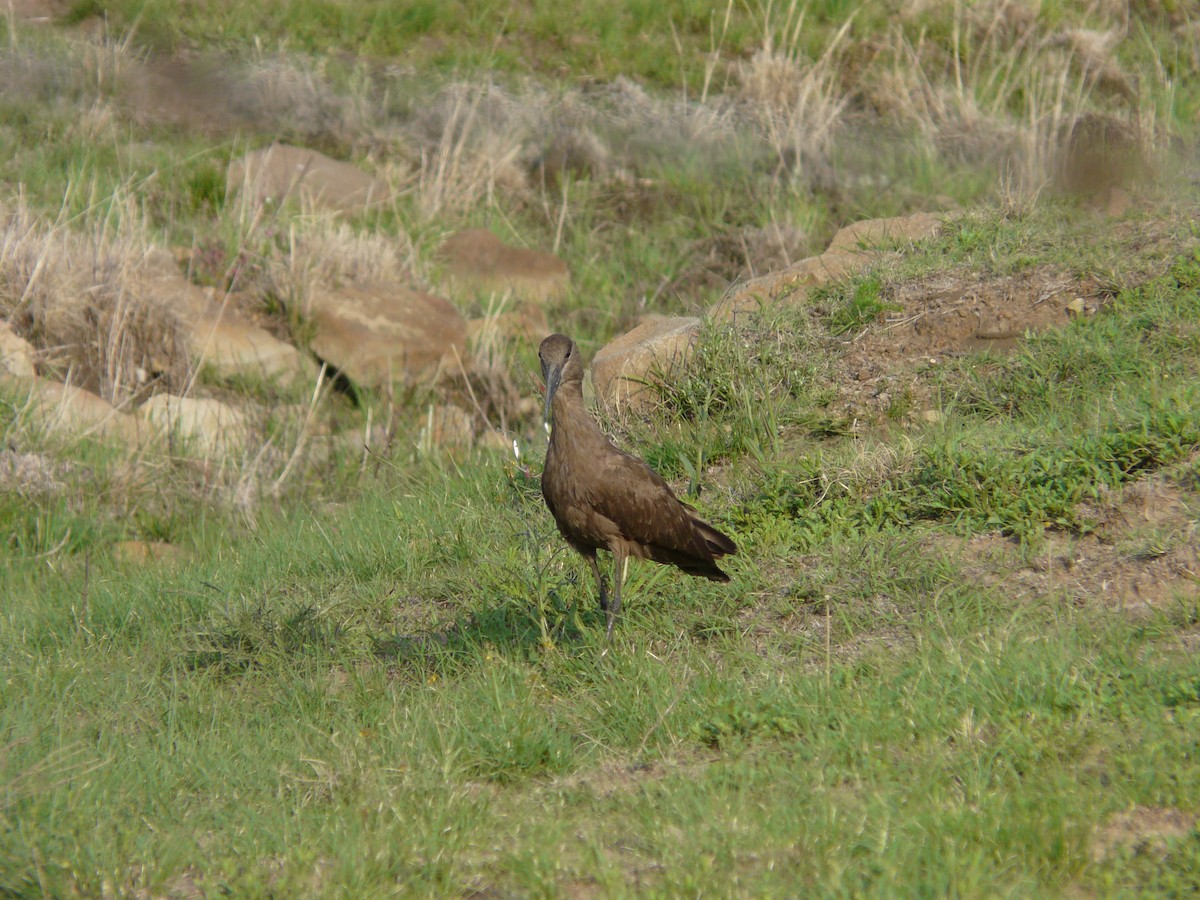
[588,450,716,559]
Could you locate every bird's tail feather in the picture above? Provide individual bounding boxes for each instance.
[692,517,737,558]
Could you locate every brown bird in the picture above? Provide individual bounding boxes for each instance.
[538,333,737,638]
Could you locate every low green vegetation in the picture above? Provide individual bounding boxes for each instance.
[3,0,1200,896]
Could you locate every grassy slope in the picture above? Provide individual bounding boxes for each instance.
[2,2,1200,897]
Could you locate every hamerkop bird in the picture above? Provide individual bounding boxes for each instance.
[538,333,737,638]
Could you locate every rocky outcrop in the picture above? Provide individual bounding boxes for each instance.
[591,317,701,412]
[711,212,944,321]
[226,144,391,216]
[436,229,570,304]
[306,282,468,390]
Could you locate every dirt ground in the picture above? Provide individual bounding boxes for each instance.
[828,265,1107,425]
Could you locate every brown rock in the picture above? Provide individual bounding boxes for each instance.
[710,212,944,322]
[139,394,249,457]
[5,1,68,23]
[22,379,143,446]
[418,404,474,451]
[592,317,701,412]
[226,144,391,216]
[436,229,570,304]
[306,282,468,390]
[0,321,36,379]
[710,253,867,321]
[113,540,187,566]
[827,212,944,251]
[149,273,314,382]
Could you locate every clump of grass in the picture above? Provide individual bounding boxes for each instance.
[0,196,191,404]
[741,395,1200,546]
[630,307,834,476]
[822,273,896,335]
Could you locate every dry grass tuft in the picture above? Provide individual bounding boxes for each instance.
[0,198,190,404]
[731,2,853,178]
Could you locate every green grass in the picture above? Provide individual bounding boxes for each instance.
[2,1,1200,895]
[4,195,1200,894]
[2,465,1198,894]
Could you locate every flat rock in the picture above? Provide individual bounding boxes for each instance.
[711,212,944,322]
[710,252,872,321]
[306,282,468,390]
[22,379,143,446]
[592,317,701,412]
[436,229,570,304]
[227,144,391,216]
[139,394,248,457]
[0,321,36,379]
[148,272,313,382]
[418,404,475,451]
[827,212,944,252]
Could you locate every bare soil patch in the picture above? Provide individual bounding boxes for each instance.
[952,476,1198,614]
[1091,805,1198,863]
[830,266,1106,424]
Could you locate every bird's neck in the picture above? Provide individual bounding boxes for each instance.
[550,378,604,440]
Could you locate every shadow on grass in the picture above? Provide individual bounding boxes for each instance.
[371,580,605,678]
[178,576,605,680]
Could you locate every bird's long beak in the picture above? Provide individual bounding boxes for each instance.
[542,363,561,427]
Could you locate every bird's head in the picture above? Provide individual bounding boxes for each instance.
[538,333,583,424]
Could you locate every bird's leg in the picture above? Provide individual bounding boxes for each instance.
[586,553,608,612]
[606,550,628,640]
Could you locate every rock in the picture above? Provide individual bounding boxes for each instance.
[418,404,474,451]
[827,212,945,252]
[591,317,701,412]
[139,394,248,457]
[1056,113,1143,197]
[0,321,36,379]
[6,1,68,24]
[226,144,391,216]
[711,212,944,322]
[436,229,570,304]
[22,379,143,446]
[148,273,314,382]
[113,540,187,566]
[710,253,867,321]
[306,282,468,390]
